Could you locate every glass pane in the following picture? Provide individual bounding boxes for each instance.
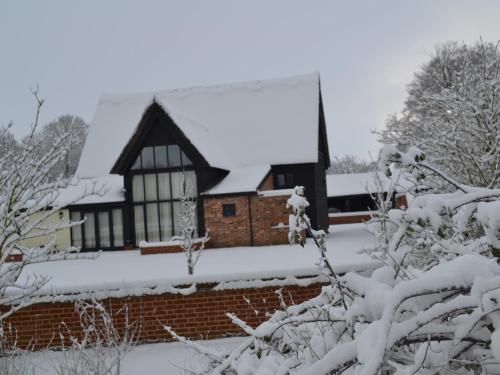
[154,146,168,168]
[159,202,173,240]
[181,151,193,166]
[173,201,182,236]
[144,174,158,201]
[83,212,96,248]
[131,155,141,170]
[70,211,82,247]
[112,209,124,247]
[146,203,160,242]
[168,144,181,167]
[171,172,184,199]
[158,172,171,200]
[276,173,286,188]
[134,205,146,244]
[193,205,198,237]
[184,171,197,198]
[141,146,155,169]
[98,212,110,248]
[132,175,144,202]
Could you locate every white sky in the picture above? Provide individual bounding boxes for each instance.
[1,0,500,159]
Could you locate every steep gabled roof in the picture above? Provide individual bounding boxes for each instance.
[76,72,322,178]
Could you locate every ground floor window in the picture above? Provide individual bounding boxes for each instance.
[70,208,124,250]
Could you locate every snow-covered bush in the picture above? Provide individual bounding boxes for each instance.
[167,145,500,374]
[52,300,138,375]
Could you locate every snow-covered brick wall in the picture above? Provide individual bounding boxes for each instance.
[3,282,324,350]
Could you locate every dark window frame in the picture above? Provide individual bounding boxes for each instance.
[275,172,295,189]
[69,207,124,251]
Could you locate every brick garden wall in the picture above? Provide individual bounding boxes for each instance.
[4,282,324,350]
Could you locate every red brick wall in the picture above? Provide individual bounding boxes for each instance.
[257,173,274,191]
[329,214,372,225]
[395,194,408,209]
[204,194,291,248]
[3,282,324,350]
[203,196,252,248]
[250,195,290,246]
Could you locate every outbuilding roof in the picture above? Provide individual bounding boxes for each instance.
[77,72,321,178]
[326,171,410,197]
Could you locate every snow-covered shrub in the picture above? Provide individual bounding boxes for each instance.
[52,300,138,375]
[173,173,209,275]
[167,145,500,374]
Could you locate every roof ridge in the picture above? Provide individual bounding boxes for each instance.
[99,71,319,101]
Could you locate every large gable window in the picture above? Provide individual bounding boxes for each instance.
[131,145,192,170]
[131,144,197,244]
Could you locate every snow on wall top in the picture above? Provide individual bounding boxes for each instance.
[77,72,320,178]
[203,165,270,195]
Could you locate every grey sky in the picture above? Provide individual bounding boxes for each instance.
[1,1,500,160]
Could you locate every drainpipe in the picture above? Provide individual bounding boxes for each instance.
[247,195,254,246]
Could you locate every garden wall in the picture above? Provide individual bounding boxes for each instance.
[3,281,324,350]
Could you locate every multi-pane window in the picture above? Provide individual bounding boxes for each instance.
[275,172,295,189]
[131,145,193,171]
[131,144,197,244]
[70,208,124,250]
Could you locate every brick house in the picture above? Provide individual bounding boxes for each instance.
[65,73,330,252]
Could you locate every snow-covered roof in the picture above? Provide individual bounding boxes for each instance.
[204,165,270,195]
[57,175,124,206]
[327,172,394,197]
[77,73,320,178]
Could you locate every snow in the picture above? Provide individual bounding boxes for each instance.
[326,172,392,197]
[329,210,375,217]
[23,337,245,375]
[77,72,320,178]
[326,171,412,197]
[56,175,124,205]
[204,165,270,195]
[16,224,377,299]
[258,188,295,197]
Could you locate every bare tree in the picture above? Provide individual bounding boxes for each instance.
[328,154,375,174]
[52,300,139,375]
[175,174,209,275]
[24,114,88,181]
[0,89,101,347]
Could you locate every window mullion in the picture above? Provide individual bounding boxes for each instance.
[156,173,162,241]
[109,209,114,249]
[168,172,175,236]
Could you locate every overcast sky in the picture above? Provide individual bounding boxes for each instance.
[1,1,500,160]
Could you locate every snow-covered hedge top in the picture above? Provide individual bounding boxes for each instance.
[77,73,320,178]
